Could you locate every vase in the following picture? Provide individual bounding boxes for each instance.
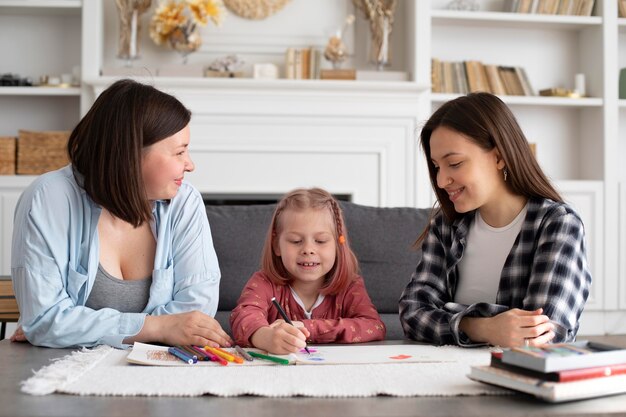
[368,14,392,71]
[169,25,202,65]
[116,0,151,66]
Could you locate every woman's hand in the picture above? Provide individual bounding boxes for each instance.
[250,320,310,354]
[460,308,555,348]
[126,311,233,348]
[10,326,28,343]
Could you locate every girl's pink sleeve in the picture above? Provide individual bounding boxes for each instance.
[229,272,274,346]
[302,277,386,344]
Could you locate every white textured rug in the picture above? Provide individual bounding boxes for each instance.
[21,345,509,397]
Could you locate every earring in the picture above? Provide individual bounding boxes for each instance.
[503,167,508,182]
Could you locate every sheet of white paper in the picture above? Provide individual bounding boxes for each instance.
[127,342,487,367]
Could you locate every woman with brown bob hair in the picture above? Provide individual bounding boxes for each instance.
[11,79,232,349]
[230,188,385,354]
[399,92,591,348]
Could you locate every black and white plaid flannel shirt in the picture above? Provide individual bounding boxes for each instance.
[399,198,591,347]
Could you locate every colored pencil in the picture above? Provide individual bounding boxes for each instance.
[247,351,291,365]
[271,297,311,354]
[168,347,196,364]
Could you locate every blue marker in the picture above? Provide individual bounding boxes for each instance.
[168,347,197,364]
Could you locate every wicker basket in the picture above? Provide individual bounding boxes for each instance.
[0,137,16,175]
[17,130,70,175]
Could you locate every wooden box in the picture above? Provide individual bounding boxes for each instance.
[0,136,16,175]
[17,130,70,175]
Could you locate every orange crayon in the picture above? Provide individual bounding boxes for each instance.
[205,346,244,364]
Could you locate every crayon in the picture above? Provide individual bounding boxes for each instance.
[247,351,291,365]
[205,346,243,364]
[177,345,199,361]
[271,297,311,354]
[235,345,254,361]
[168,347,197,364]
[202,348,228,366]
[189,345,212,361]
[214,346,244,364]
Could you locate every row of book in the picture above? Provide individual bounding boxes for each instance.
[620,0,626,18]
[469,341,626,402]
[431,59,535,96]
[284,47,322,80]
[508,0,595,15]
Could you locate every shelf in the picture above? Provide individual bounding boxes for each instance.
[0,0,80,14]
[620,100,626,108]
[0,87,81,96]
[431,93,602,108]
[85,76,430,95]
[431,10,602,30]
[620,18,626,33]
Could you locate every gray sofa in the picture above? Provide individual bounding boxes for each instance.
[207,202,430,340]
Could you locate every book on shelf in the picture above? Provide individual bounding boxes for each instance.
[509,0,595,16]
[468,364,626,403]
[484,65,504,95]
[619,0,626,17]
[284,47,321,80]
[501,341,626,373]
[432,59,534,97]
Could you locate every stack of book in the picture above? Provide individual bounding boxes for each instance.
[468,341,626,402]
[284,47,322,80]
[508,0,595,15]
[431,59,534,96]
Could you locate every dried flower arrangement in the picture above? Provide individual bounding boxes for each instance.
[149,0,224,61]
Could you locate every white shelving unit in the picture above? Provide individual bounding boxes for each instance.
[0,0,83,135]
[0,0,625,336]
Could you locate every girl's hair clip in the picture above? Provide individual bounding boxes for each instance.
[338,235,346,244]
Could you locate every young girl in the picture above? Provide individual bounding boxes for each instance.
[230,188,385,354]
[399,92,591,348]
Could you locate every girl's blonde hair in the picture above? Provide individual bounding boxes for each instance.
[261,188,359,295]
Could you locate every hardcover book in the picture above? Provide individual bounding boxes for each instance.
[491,352,626,382]
[468,364,626,402]
[501,341,626,372]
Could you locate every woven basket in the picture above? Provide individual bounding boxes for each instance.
[17,130,70,175]
[0,137,16,175]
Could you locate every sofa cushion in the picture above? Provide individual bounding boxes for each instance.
[206,204,275,312]
[206,202,431,340]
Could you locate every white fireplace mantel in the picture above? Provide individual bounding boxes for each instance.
[85,77,433,209]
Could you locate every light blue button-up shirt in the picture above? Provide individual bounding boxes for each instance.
[11,165,220,349]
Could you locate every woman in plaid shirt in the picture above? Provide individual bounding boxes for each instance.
[399,93,591,348]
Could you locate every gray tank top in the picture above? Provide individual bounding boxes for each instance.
[85,264,152,313]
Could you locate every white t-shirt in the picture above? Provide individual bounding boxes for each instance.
[289,287,325,319]
[454,204,528,305]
